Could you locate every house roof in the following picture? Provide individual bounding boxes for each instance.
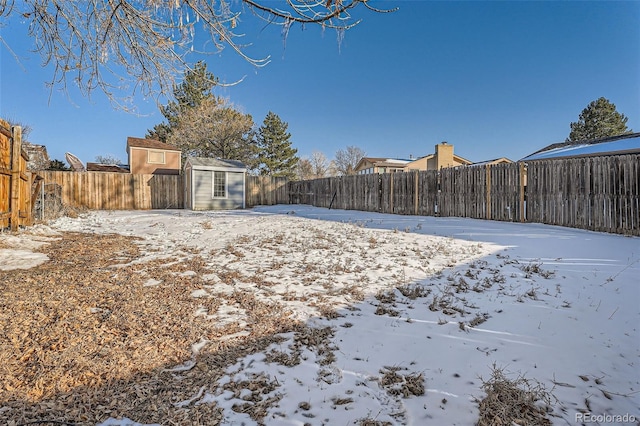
[86,162,130,173]
[521,132,640,161]
[126,137,181,152]
[469,157,513,167]
[186,156,246,170]
[356,157,411,170]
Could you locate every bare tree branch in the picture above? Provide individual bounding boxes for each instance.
[0,0,396,110]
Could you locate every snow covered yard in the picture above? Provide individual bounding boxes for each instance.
[0,205,638,425]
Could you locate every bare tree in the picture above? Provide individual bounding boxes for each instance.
[1,1,395,109]
[1,117,33,141]
[334,145,365,176]
[168,97,257,168]
[296,158,314,181]
[95,154,123,165]
[310,151,331,178]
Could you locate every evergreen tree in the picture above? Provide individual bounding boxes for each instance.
[47,159,70,171]
[567,97,632,142]
[257,112,299,179]
[147,61,219,142]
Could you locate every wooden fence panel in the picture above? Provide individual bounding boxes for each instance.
[245,176,289,207]
[525,155,639,235]
[39,171,183,210]
[488,163,522,222]
[417,170,438,216]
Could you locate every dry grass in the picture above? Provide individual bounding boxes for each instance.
[0,218,561,425]
[378,366,425,398]
[476,366,554,426]
[0,232,300,425]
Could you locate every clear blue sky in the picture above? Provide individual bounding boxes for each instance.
[1,1,639,166]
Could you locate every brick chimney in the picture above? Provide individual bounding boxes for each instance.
[435,141,454,169]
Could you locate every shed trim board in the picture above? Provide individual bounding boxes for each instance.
[189,164,246,173]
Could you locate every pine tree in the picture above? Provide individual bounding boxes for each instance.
[567,97,632,142]
[257,112,299,179]
[48,159,70,171]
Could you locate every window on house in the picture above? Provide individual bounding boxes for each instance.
[213,171,227,198]
[148,150,165,164]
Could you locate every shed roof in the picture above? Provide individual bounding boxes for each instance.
[186,157,246,170]
[126,137,181,152]
[521,132,640,161]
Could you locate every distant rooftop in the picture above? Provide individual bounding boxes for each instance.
[521,132,640,161]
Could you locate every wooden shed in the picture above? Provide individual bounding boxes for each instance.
[184,157,246,210]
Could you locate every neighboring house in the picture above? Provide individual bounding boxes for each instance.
[355,142,473,174]
[184,157,246,210]
[22,142,50,171]
[355,157,411,174]
[521,132,640,161]
[126,137,181,175]
[86,162,130,173]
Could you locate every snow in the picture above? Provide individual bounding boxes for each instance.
[1,205,639,425]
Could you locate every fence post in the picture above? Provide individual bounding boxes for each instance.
[10,126,22,231]
[519,162,526,222]
[485,164,491,220]
[414,171,419,215]
[389,172,394,213]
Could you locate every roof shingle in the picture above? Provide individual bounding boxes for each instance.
[126,137,181,152]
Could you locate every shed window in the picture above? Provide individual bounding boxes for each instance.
[148,150,165,164]
[213,171,227,198]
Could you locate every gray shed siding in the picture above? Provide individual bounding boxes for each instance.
[192,169,245,210]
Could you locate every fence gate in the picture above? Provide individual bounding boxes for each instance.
[0,120,34,231]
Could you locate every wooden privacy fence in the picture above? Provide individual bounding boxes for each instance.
[288,163,526,221]
[0,120,36,231]
[40,171,184,210]
[287,157,638,236]
[438,163,525,221]
[526,154,639,235]
[14,154,639,236]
